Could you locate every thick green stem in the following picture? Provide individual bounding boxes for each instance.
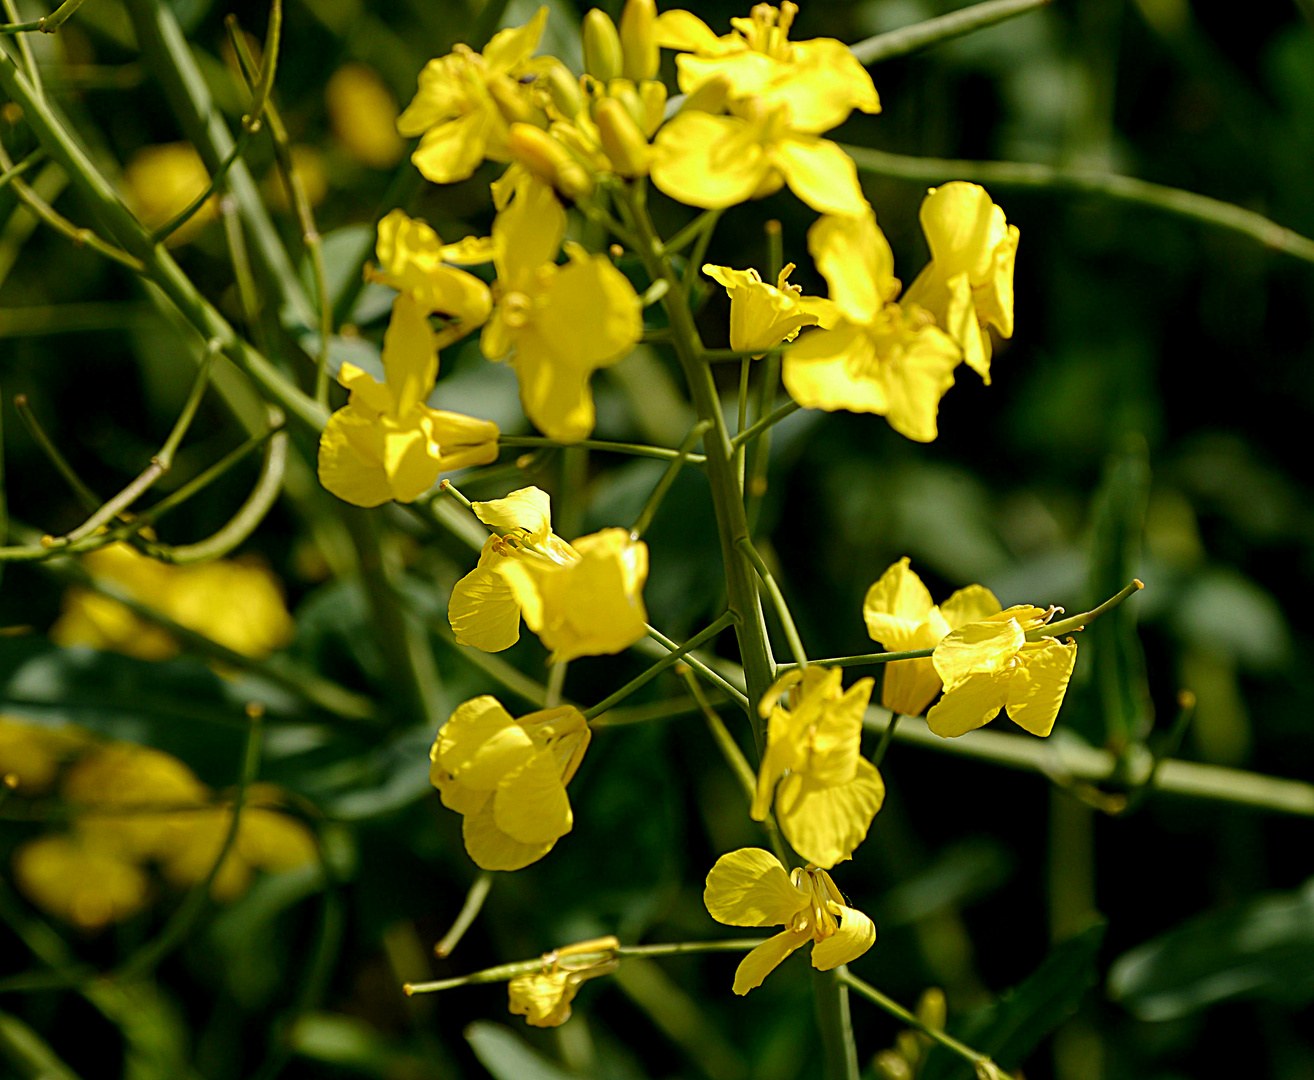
[850,0,1051,64]
[813,968,861,1080]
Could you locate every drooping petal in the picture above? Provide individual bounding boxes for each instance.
[878,322,960,443]
[338,361,394,416]
[732,928,812,995]
[703,847,809,927]
[437,695,536,790]
[774,758,885,869]
[449,555,523,652]
[939,584,1002,631]
[919,182,1009,282]
[811,901,877,970]
[462,802,556,871]
[493,749,573,845]
[863,558,934,640]
[493,173,566,282]
[772,136,868,217]
[654,8,725,52]
[651,112,772,210]
[473,486,554,538]
[411,108,494,185]
[373,210,493,327]
[1006,638,1077,737]
[807,677,874,785]
[508,971,578,1027]
[539,252,642,366]
[425,409,501,471]
[381,421,442,502]
[925,671,1010,738]
[317,407,394,508]
[933,618,1025,686]
[880,652,945,718]
[783,325,889,414]
[808,211,897,323]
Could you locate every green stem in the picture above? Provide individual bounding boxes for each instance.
[730,400,801,450]
[735,359,751,488]
[871,712,903,768]
[12,394,100,512]
[1039,579,1143,637]
[646,625,751,712]
[0,149,42,191]
[583,613,737,721]
[747,222,785,534]
[814,968,861,1080]
[433,872,493,958]
[778,647,934,671]
[844,144,1314,266]
[498,434,706,465]
[0,0,88,33]
[736,538,807,669]
[630,418,712,538]
[850,0,1051,64]
[663,209,721,256]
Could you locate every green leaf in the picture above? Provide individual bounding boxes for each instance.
[1108,877,1314,1021]
[921,923,1106,1080]
[465,1021,591,1080]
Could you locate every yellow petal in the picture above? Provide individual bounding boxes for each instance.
[808,211,897,322]
[493,173,566,282]
[493,748,573,845]
[774,758,885,869]
[703,847,809,927]
[772,39,881,133]
[732,928,812,995]
[811,901,877,970]
[925,671,1009,738]
[473,486,553,538]
[462,801,556,871]
[437,695,536,790]
[783,324,889,414]
[879,322,960,444]
[381,296,438,415]
[808,677,874,785]
[379,421,442,503]
[939,584,1001,630]
[539,253,641,366]
[397,55,466,136]
[508,971,578,1027]
[431,764,491,816]
[880,656,944,718]
[411,108,494,185]
[1005,638,1077,737]
[317,407,394,508]
[373,209,493,327]
[481,6,548,72]
[449,556,523,652]
[919,181,1010,283]
[654,9,724,51]
[773,135,868,217]
[651,112,771,210]
[339,361,394,415]
[863,558,934,638]
[426,408,501,471]
[933,618,1024,685]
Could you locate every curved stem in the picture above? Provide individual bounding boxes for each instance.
[434,872,493,959]
[737,538,807,670]
[631,419,712,538]
[851,0,1051,65]
[498,434,706,465]
[646,625,751,712]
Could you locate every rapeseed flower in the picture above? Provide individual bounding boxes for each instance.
[752,667,884,868]
[430,696,591,870]
[123,142,218,245]
[704,847,875,994]
[318,296,500,507]
[14,834,150,930]
[0,717,88,794]
[903,182,1018,383]
[326,63,405,169]
[507,936,620,1027]
[927,607,1076,738]
[784,210,959,442]
[703,262,823,356]
[863,558,1000,717]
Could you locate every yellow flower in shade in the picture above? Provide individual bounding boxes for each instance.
[926,607,1076,738]
[13,834,150,930]
[0,717,88,794]
[368,209,494,340]
[429,696,591,871]
[704,847,875,994]
[784,209,960,442]
[656,2,880,133]
[50,545,294,661]
[651,102,867,216]
[397,8,550,184]
[326,62,406,169]
[507,936,620,1027]
[481,176,641,442]
[863,558,1000,717]
[123,142,217,245]
[751,667,884,868]
[318,296,500,507]
[449,487,650,662]
[903,183,1018,384]
[702,262,823,356]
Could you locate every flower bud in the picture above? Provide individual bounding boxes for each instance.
[487,74,538,126]
[506,123,594,202]
[594,97,650,178]
[619,0,659,82]
[582,9,623,83]
[543,61,584,119]
[679,72,732,116]
[638,79,668,137]
[605,78,645,129]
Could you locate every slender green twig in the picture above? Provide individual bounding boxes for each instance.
[1040,579,1143,637]
[646,625,751,712]
[814,969,861,1080]
[584,612,737,721]
[499,434,706,465]
[731,400,801,450]
[737,538,807,670]
[0,0,41,97]
[631,419,712,538]
[12,394,100,512]
[850,0,1051,64]
[433,873,493,959]
[0,149,42,192]
[747,221,785,534]
[664,208,721,256]
[871,712,903,768]
[779,647,935,671]
[0,0,88,34]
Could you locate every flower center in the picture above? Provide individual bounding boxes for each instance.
[501,290,534,328]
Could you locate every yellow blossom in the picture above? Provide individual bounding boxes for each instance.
[318,296,500,507]
[656,2,880,133]
[326,63,406,168]
[481,175,641,442]
[651,102,867,216]
[704,847,875,994]
[752,666,884,868]
[703,261,823,356]
[784,209,960,442]
[429,696,591,871]
[51,544,294,661]
[448,487,649,662]
[903,182,1018,384]
[507,936,620,1027]
[13,834,150,930]
[123,142,217,245]
[397,8,550,184]
[0,717,88,794]
[926,607,1076,738]
[863,558,1000,717]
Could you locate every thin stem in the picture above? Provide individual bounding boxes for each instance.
[583,613,737,721]
[433,872,493,959]
[12,394,99,512]
[498,434,706,465]
[747,222,785,534]
[731,400,801,450]
[850,0,1051,64]
[152,131,254,244]
[871,712,903,768]
[0,0,88,34]
[0,148,42,191]
[663,209,720,255]
[684,209,723,289]
[844,144,1314,267]
[437,477,477,513]
[1040,579,1144,637]
[814,968,861,1080]
[735,359,751,488]
[778,647,935,671]
[737,538,807,670]
[630,419,712,539]
[545,662,567,708]
[646,625,751,712]
[158,341,220,466]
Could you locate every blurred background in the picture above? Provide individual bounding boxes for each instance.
[2,0,1314,1077]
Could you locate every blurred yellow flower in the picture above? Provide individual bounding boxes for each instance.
[318,295,500,507]
[784,209,959,442]
[13,834,150,930]
[656,2,880,133]
[123,142,217,245]
[751,666,883,868]
[903,183,1018,384]
[704,847,875,994]
[326,62,405,168]
[262,144,329,212]
[397,7,550,184]
[429,696,591,871]
[863,558,1000,717]
[927,607,1076,738]
[703,261,823,356]
[448,486,649,662]
[51,544,294,661]
[0,717,88,794]
[481,175,641,442]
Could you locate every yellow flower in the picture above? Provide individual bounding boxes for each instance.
[0,717,88,794]
[703,262,823,356]
[651,102,867,216]
[50,545,294,661]
[123,142,217,245]
[326,62,406,168]
[318,296,500,507]
[448,487,649,662]
[368,209,494,340]
[429,696,591,871]
[704,847,875,994]
[863,558,1000,717]
[926,607,1076,738]
[784,209,960,442]
[656,2,880,133]
[751,667,884,868]
[481,175,641,442]
[903,183,1018,384]
[13,834,150,930]
[397,8,550,184]
[507,936,620,1027]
